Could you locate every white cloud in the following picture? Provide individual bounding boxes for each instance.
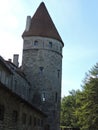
[0,0,24,64]
[0,30,22,62]
[0,0,24,30]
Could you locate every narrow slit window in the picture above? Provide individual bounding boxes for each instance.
[55,92,58,102]
[12,110,18,123]
[29,115,32,125]
[42,93,46,102]
[34,117,37,126]
[60,46,62,51]
[38,118,40,126]
[41,119,43,126]
[0,104,4,121]
[22,113,26,124]
[0,71,1,78]
[57,70,60,78]
[14,80,17,90]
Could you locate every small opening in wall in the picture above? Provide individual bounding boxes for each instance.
[0,71,1,78]
[34,40,38,46]
[14,80,17,90]
[22,113,26,124]
[57,69,60,78]
[34,117,37,126]
[49,42,52,48]
[0,104,4,121]
[60,46,62,51]
[42,93,46,102]
[41,119,43,126]
[38,118,40,126]
[55,92,58,102]
[29,115,32,125]
[12,110,18,123]
[39,67,44,72]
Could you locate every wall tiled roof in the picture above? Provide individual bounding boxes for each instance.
[0,56,13,74]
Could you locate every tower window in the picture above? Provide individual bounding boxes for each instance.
[12,110,18,123]
[60,46,62,51]
[55,92,58,102]
[42,93,46,102]
[0,71,1,78]
[34,117,37,126]
[14,80,17,90]
[38,118,40,126]
[39,67,44,72]
[57,69,60,78]
[22,113,26,124]
[49,42,52,48]
[41,119,43,126]
[34,40,38,46]
[0,104,4,121]
[29,115,32,125]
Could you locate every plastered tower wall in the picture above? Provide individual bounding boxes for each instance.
[22,36,63,130]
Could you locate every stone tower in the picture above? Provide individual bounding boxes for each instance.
[22,2,64,130]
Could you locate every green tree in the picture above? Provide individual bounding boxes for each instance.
[60,90,79,128]
[61,63,98,130]
[76,63,98,130]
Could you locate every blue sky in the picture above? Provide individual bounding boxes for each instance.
[0,0,98,97]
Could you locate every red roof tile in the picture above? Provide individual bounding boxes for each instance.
[22,2,64,46]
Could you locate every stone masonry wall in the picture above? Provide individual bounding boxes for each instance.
[0,84,45,130]
[22,36,63,130]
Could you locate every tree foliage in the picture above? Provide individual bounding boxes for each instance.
[60,90,79,128]
[61,63,98,130]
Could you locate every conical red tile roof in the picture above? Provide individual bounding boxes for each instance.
[22,2,64,46]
